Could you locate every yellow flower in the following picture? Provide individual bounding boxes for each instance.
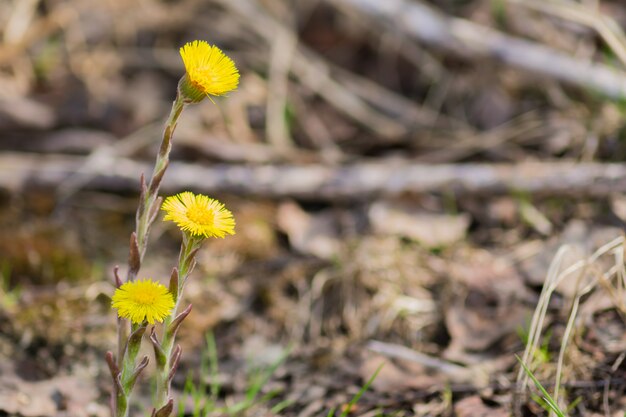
[162,192,235,238]
[179,40,239,102]
[111,279,174,325]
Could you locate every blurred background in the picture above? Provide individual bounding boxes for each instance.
[3,0,626,416]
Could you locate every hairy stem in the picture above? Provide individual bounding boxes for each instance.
[134,95,186,271]
[115,324,147,417]
[154,234,202,409]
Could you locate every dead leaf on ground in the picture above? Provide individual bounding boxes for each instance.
[444,248,531,361]
[277,201,343,259]
[359,353,442,393]
[454,396,508,417]
[0,97,56,129]
[0,363,106,417]
[368,200,470,249]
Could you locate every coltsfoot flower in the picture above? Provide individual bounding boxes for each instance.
[112,279,175,324]
[162,192,235,239]
[178,40,239,102]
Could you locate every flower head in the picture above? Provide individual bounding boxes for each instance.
[111,279,174,324]
[179,40,239,102]
[162,192,235,239]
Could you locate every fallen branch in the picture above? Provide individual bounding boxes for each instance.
[3,152,626,200]
[332,0,626,99]
[367,340,471,379]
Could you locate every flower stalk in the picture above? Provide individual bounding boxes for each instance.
[153,234,202,408]
[134,94,186,274]
[107,323,149,417]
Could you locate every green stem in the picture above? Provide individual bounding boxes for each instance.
[116,323,146,417]
[112,95,186,417]
[155,234,202,409]
[135,95,186,266]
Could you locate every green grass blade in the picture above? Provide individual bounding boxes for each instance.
[516,355,566,417]
[270,398,294,414]
[206,332,221,402]
[339,363,384,417]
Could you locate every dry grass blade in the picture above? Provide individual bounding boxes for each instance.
[516,235,626,415]
[508,0,626,69]
[266,31,297,149]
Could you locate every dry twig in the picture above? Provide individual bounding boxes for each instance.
[4,152,626,200]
